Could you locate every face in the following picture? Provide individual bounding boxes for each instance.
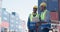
[40,6,45,11]
[33,8,37,13]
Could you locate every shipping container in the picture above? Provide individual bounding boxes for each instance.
[9,12,21,32]
[58,0,60,21]
[1,8,9,27]
[9,13,16,31]
[50,11,59,24]
[1,8,10,22]
[1,8,9,32]
[0,8,1,32]
[38,0,58,14]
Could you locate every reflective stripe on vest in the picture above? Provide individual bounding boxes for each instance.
[41,10,47,20]
[30,13,39,22]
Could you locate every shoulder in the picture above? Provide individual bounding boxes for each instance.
[29,13,32,16]
[46,10,50,14]
[46,10,50,16]
[29,13,33,15]
[29,13,32,17]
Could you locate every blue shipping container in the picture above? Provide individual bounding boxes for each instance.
[38,0,58,14]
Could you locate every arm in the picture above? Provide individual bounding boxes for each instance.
[27,15,30,29]
[45,11,51,22]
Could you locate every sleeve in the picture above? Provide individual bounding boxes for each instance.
[27,14,30,29]
[45,11,51,22]
[39,14,41,21]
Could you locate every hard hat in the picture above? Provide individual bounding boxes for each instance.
[40,2,47,7]
[33,5,37,8]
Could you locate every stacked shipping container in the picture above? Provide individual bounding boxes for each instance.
[38,0,60,32]
[1,8,9,32]
[9,12,21,32]
[0,8,1,32]
[0,8,26,32]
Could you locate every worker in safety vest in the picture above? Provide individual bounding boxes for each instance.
[38,2,50,32]
[27,5,40,32]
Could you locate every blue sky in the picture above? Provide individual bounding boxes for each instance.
[2,0,37,30]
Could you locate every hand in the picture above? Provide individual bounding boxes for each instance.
[36,22,41,27]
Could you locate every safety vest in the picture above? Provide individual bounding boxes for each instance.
[30,13,39,22]
[41,9,47,20]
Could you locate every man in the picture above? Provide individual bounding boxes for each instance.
[38,2,51,32]
[27,5,40,32]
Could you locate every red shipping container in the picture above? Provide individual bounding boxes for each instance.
[1,21,9,28]
[50,12,58,21]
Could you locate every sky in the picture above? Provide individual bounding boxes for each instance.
[2,0,38,30]
[2,0,37,22]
